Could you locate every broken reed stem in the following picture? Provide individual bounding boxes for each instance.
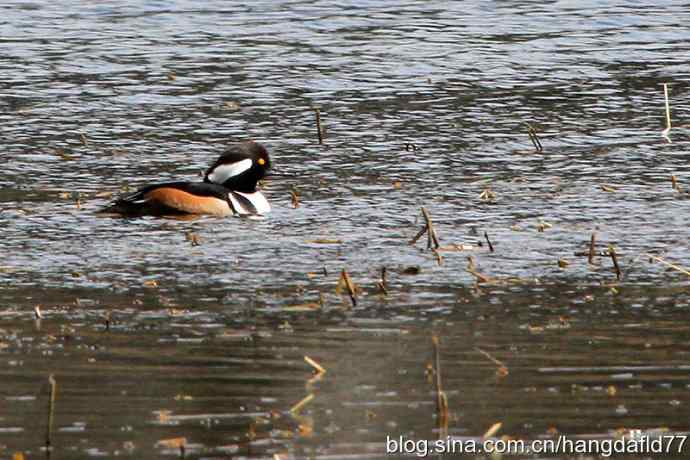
[588,233,596,265]
[409,225,427,245]
[420,207,440,249]
[46,374,56,450]
[483,422,503,440]
[526,123,543,152]
[645,253,690,277]
[662,83,672,135]
[432,336,448,437]
[339,269,357,307]
[609,245,621,280]
[475,347,509,377]
[290,393,315,414]
[314,108,323,144]
[290,188,300,208]
[377,266,388,295]
[484,231,494,252]
[304,356,327,375]
[671,175,679,192]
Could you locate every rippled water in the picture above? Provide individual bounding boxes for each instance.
[1,0,689,458]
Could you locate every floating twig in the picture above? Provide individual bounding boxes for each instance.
[46,374,57,451]
[662,83,672,137]
[526,123,543,152]
[484,231,494,253]
[34,305,43,319]
[314,108,323,144]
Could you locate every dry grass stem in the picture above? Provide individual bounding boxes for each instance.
[290,188,300,208]
[483,422,503,440]
[671,175,680,192]
[609,245,621,280]
[421,207,440,249]
[588,233,596,265]
[475,347,509,377]
[526,123,543,152]
[314,108,323,144]
[484,231,494,252]
[409,225,428,245]
[290,393,315,414]
[432,336,449,437]
[662,83,672,137]
[46,374,57,450]
[304,356,327,375]
[645,253,690,277]
[336,269,357,307]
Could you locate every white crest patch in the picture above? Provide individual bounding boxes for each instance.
[228,191,271,216]
[207,158,252,184]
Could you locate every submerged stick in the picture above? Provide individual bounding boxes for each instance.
[314,108,323,144]
[662,83,672,136]
[46,374,56,451]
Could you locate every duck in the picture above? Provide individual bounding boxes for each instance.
[101,141,271,217]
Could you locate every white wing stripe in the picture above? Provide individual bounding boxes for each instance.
[208,158,252,184]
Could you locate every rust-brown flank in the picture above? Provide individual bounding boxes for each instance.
[145,188,231,216]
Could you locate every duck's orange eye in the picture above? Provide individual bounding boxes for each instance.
[258,158,266,166]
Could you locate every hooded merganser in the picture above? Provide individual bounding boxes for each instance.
[101,141,271,217]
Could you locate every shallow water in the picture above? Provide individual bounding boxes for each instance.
[1,0,690,458]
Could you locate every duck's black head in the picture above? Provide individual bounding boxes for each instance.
[204,141,271,193]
